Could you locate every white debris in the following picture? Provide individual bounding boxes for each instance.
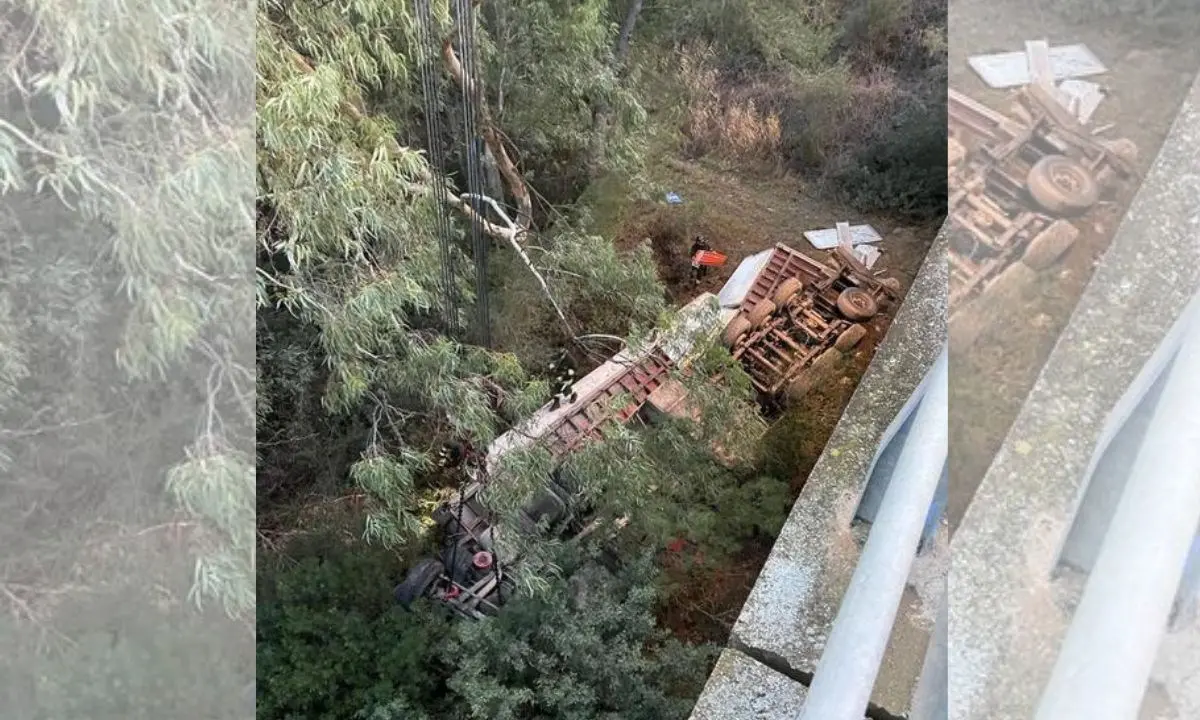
[804,224,882,250]
[968,43,1107,89]
[1058,79,1106,124]
[854,244,881,270]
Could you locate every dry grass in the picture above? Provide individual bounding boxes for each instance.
[672,41,913,188]
[677,44,784,173]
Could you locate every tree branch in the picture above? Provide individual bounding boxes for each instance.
[284,49,518,242]
[440,33,533,236]
[283,26,574,338]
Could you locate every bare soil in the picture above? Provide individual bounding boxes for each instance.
[946,0,1200,530]
[610,158,937,306]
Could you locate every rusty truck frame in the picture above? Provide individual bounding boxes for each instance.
[720,243,901,404]
[947,85,1139,311]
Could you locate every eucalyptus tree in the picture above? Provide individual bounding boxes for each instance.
[256,0,663,551]
[0,0,256,618]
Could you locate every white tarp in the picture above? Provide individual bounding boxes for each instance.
[968,43,1107,89]
[718,248,773,309]
[804,224,883,250]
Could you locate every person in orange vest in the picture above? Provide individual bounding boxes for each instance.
[689,234,713,285]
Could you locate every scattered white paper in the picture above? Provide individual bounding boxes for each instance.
[854,245,881,270]
[804,224,882,250]
[1058,79,1105,124]
[968,44,1107,89]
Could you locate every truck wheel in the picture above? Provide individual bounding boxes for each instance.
[747,299,776,328]
[1021,220,1079,271]
[810,347,843,375]
[834,324,868,353]
[1101,137,1138,166]
[1027,154,1099,215]
[722,316,753,348]
[772,277,804,307]
[394,559,444,609]
[836,287,878,321]
[784,374,813,404]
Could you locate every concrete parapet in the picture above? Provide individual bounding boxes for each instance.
[948,70,1200,720]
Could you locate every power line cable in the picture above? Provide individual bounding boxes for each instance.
[454,0,491,347]
[415,0,462,330]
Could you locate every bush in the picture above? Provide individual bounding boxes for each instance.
[256,539,450,720]
[678,44,784,169]
[434,553,717,720]
[827,93,947,219]
[257,539,718,720]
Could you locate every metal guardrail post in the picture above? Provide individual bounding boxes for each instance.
[797,347,949,720]
[1034,305,1200,720]
[1169,534,1200,632]
[910,598,948,720]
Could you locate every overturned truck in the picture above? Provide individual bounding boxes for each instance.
[718,242,901,406]
[396,240,904,617]
[947,85,1139,319]
[394,295,731,619]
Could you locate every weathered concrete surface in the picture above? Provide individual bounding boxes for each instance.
[703,228,948,718]
[948,70,1200,720]
[689,649,823,720]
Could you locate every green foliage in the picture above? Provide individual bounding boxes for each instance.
[437,553,717,720]
[483,0,648,185]
[829,97,947,219]
[257,541,716,720]
[0,604,253,720]
[494,218,667,358]
[257,539,451,719]
[1,0,255,620]
[645,0,839,73]
[258,0,558,548]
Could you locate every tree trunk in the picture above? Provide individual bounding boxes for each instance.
[587,0,645,178]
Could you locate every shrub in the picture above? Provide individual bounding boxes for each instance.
[256,539,450,720]
[677,44,784,170]
[826,87,946,219]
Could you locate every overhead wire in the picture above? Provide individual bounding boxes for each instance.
[454,0,491,348]
[415,0,461,331]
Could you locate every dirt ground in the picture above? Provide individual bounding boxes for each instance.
[610,157,938,307]
[946,0,1200,531]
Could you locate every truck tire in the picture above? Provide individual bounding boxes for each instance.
[1027,154,1099,215]
[747,299,776,329]
[772,277,804,307]
[1021,220,1079,271]
[834,324,868,353]
[836,287,878,321]
[784,374,813,404]
[810,347,843,374]
[723,316,753,348]
[394,559,444,609]
[1101,137,1138,166]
